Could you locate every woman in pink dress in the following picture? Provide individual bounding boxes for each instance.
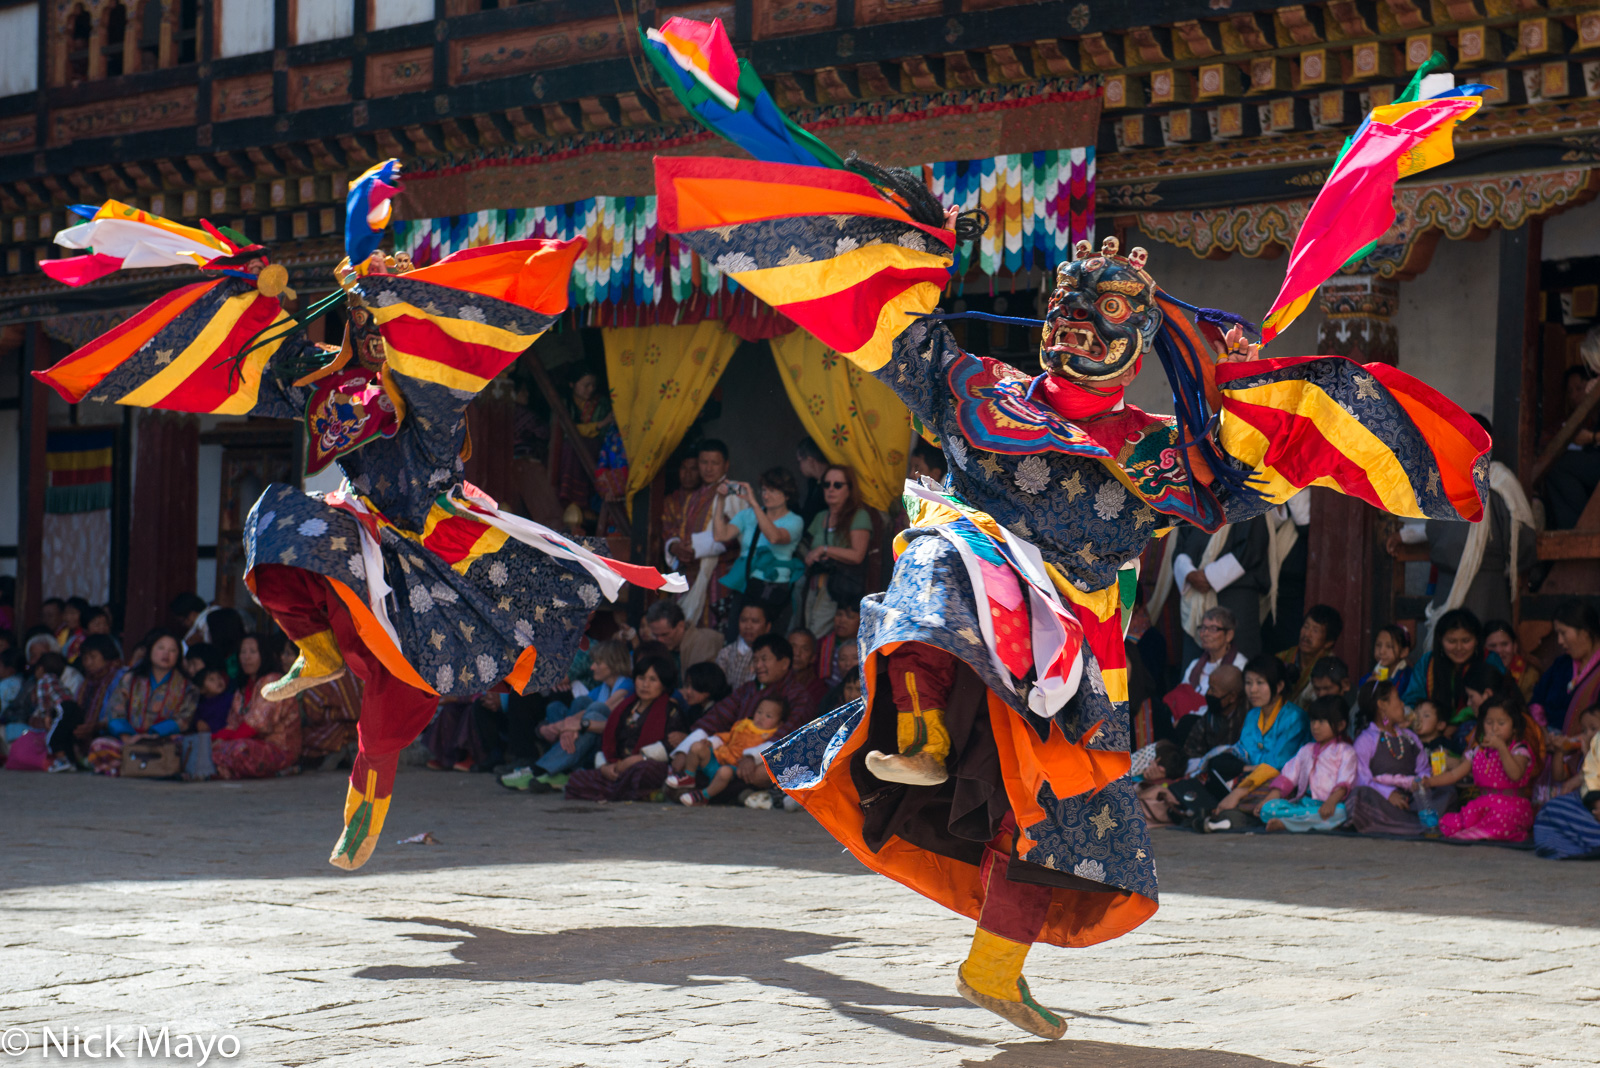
[1425,695,1540,842]
[211,633,300,780]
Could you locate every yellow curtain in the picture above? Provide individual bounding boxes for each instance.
[770,330,911,512]
[603,319,739,512]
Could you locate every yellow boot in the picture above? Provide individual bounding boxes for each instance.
[956,928,1068,1039]
[328,768,389,871]
[262,629,347,702]
[866,671,951,785]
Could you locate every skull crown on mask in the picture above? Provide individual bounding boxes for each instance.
[1040,236,1163,383]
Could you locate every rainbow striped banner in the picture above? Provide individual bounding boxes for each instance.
[394,148,1095,309]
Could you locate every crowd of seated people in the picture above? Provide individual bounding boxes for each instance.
[0,590,359,781]
[1133,599,1600,857]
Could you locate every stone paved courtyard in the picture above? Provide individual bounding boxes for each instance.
[1,770,1594,1067]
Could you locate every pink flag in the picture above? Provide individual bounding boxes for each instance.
[41,252,125,287]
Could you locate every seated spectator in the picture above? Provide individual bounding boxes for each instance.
[169,592,208,645]
[502,639,634,792]
[1180,663,1247,768]
[1344,681,1438,836]
[1311,657,1351,701]
[800,464,873,638]
[821,640,861,712]
[191,665,234,733]
[58,597,88,661]
[1277,605,1341,707]
[233,633,277,708]
[23,630,59,669]
[908,439,947,485]
[72,635,123,733]
[713,467,805,636]
[677,695,787,806]
[1207,654,1310,828]
[1549,705,1600,797]
[670,634,823,792]
[1178,606,1249,698]
[1311,656,1354,730]
[40,597,63,647]
[211,631,298,780]
[179,665,233,780]
[183,642,223,682]
[1483,619,1537,700]
[643,600,723,675]
[0,648,21,719]
[837,669,862,706]
[565,653,688,803]
[1410,700,1461,762]
[816,604,862,687]
[1534,727,1600,859]
[83,607,116,642]
[424,696,488,772]
[1530,601,1600,734]
[89,631,196,775]
[787,628,819,687]
[14,652,76,771]
[1456,661,1509,749]
[1355,624,1412,718]
[1403,608,1505,724]
[1426,695,1540,842]
[716,602,772,690]
[1135,740,1190,825]
[1256,696,1358,833]
[680,661,731,723]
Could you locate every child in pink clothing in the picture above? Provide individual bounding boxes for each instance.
[1427,695,1539,842]
[1258,696,1359,832]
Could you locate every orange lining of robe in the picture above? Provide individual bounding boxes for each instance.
[775,640,1155,949]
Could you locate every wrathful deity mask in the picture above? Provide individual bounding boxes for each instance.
[1040,237,1163,382]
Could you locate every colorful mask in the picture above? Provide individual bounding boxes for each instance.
[1040,237,1162,383]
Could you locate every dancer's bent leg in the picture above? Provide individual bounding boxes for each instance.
[253,566,348,701]
[865,642,954,786]
[253,565,440,870]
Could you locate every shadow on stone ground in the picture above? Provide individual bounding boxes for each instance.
[357,919,992,1046]
[966,1042,1303,1067]
[354,918,1297,1064]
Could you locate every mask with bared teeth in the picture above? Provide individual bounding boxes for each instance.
[1040,237,1161,382]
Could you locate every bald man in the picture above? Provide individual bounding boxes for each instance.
[1182,663,1248,764]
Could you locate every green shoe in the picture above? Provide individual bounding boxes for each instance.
[262,655,345,703]
[540,773,569,789]
[499,767,537,791]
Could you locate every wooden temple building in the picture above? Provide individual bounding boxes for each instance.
[1,0,1598,665]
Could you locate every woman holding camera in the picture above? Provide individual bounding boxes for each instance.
[712,467,806,636]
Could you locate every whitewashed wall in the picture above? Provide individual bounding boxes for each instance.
[1118,226,1326,417]
[0,4,38,97]
[217,0,274,57]
[1391,235,1500,425]
[372,0,434,30]
[1542,196,1600,262]
[296,1,353,44]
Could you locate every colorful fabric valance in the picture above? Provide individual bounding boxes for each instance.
[393,149,1095,310]
[45,428,114,513]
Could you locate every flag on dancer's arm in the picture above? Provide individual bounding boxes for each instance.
[656,157,952,370]
[642,17,844,170]
[359,238,587,395]
[42,200,234,286]
[1260,57,1484,343]
[1214,354,1490,523]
